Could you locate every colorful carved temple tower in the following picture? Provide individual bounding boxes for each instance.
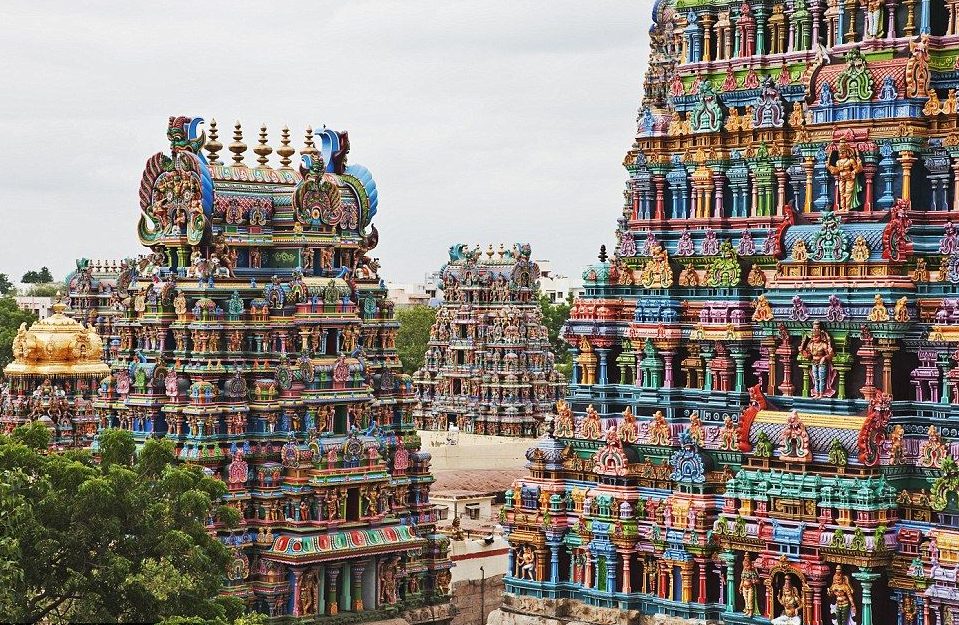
[85,117,451,623]
[499,3,959,625]
[412,244,565,437]
[0,297,110,448]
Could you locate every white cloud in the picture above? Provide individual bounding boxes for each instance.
[0,0,654,282]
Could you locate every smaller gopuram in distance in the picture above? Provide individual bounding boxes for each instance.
[80,116,451,623]
[0,297,110,448]
[413,244,565,437]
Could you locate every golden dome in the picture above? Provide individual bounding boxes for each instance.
[5,299,111,376]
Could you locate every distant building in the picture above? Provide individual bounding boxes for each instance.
[15,296,54,320]
[387,273,442,308]
[535,259,582,303]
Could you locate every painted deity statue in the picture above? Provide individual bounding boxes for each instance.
[737,2,756,57]
[906,34,931,98]
[827,140,863,211]
[648,410,670,445]
[827,565,857,625]
[864,0,884,38]
[740,554,760,617]
[779,410,812,462]
[920,425,948,468]
[774,576,803,625]
[799,321,836,398]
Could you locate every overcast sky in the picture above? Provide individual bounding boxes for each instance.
[0,1,652,285]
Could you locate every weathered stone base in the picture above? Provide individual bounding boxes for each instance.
[486,595,720,625]
[451,573,505,625]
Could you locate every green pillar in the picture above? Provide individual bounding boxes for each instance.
[342,563,351,611]
[721,551,736,613]
[852,570,880,625]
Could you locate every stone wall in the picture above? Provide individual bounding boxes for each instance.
[450,573,504,625]
[485,595,720,625]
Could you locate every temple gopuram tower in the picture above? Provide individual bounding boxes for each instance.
[87,117,452,623]
[412,244,565,437]
[497,3,959,625]
[0,297,109,448]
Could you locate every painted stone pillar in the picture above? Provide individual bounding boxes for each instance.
[597,349,609,385]
[549,543,560,583]
[291,569,303,616]
[654,175,666,221]
[326,567,340,615]
[570,348,581,385]
[622,553,632,594]
[697,560,707,603]
[886,0,899,38]
[803,156,816,213]
[845,0,858,42]
[506,546,516,578]
[853,570,881,625]
[899,151,917,202]
[351,564,364,611]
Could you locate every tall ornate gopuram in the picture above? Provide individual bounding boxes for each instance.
[0,297,110,448]
[86,116,452,623]
[412,244,565,437]
[498,3,959,625]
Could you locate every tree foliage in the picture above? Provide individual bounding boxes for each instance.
[0,425,244,624]
[21,267,54,284]
[396,305,437,374]
[0,274,14,295]
[0,296,37,368]
[26,283,66,298]
[539,295,572,368]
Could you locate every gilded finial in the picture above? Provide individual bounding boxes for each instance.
[277,126,295,169]
[206,118,223,165]
[254,124,273,168]
[302,126,320,158]
[498,243,505,258]
[487,244,495,258]
[229,121,247,166]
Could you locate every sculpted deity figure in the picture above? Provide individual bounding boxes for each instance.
[518,545,536,580]
[580,404,603,440]
[864,0,883,38]
[867,294,890,322]
[906,34,931,98]
[800,321,835,398]
[753,294,774,322]
[720,416,739,450]
[920,425,948,468]
[828,565,857,625]
[648,410,670,445]
[780,410,812,461]
[827,140,863,211]
[737,2,756,57]
[776,575,803,624]
[688,412,704,445]
[740,554,760,617]
[889,425,905,464]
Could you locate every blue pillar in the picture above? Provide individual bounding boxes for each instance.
[550,544,560,583]
[597,349,610,385]
[837,2,846,44]
[877,143,896,210]
[814,148,831,212]
[570,349,580,385]
[506,547,515,578]
[606,555,617,594]
[921,0,932,34]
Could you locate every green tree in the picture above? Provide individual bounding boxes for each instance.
[37,267,54,283]
[396,305,437,374]
[0,425,243,624]
[26,283,66,298]
[0,296,37,367]
[539,295,573,369]
[0,274,14,295]
[20,270,40,284]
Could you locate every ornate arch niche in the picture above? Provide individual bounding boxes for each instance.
[763,558,812,625]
